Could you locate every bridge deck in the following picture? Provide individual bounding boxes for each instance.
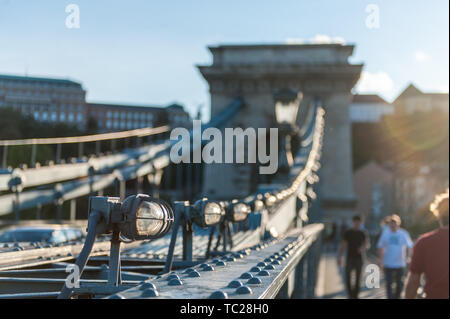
[317,252,387,299]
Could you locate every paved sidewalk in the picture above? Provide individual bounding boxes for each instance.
[316,252,387,299]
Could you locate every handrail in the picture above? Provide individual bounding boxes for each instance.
[0,125,170,146]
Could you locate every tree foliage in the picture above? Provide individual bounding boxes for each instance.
[352,109,449,169]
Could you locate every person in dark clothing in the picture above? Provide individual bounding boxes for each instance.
[338,215,370,299]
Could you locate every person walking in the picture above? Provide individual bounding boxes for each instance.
[338,215,370,299]
[405,190,449,299]
[377,214,413,299]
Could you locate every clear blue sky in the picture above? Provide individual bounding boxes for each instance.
[0,0,448,119]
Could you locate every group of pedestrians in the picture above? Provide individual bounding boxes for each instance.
[336,189,449,299]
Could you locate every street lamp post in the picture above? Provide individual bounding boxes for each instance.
[274,89,302,175]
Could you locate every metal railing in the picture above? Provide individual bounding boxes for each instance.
[0,98,326,299]
[0,125,170,169]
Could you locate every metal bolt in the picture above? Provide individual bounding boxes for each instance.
[183,268,194,274]
[271,260,281,265]
[257,270,270,277]
[215,261,227,267]
[139,282,157,290]
[239,272,253,279]
[141,288,159,298]
[247,277,262,285]
[168,278,183,286]
[264,264,276,270]
[108,293,125,299]
[209,291,228,299]
[188,270,201,277]
[249,266,261,273]
[201,265,215,271]
[264,257,274,263]
[225,257,236,262]
[236,285,253,295]
[167,274,180,281]
[228,280,243,288]
[256,262,267,267]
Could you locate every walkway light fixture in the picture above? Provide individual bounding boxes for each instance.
[265,193,277,207]
[251,196,265,212]
[226,200,251,223]
[274,89,302,125]
[164,198,225,273]
[119,194,174,241]
[273,88,302,175]
[190,198,225,227]
[59,194,173,299]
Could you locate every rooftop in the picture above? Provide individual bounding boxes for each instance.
[87,102,165,112]
[352,94,389,104]
[395,83,449,102]
[0,74,82,87]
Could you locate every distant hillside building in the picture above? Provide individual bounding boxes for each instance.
[0,74,87,128]
[350,94,393,122]
[354,161,394,228]
[394,83,449,114]
[87,102,191,132]
[0,73,191,132]
[393,162,449,225]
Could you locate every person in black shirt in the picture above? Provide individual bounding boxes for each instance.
[338,215,370,299]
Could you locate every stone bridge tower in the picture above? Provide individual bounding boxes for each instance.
[198,44,362,221]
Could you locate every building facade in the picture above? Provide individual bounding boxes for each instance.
[0,74,87,128]
[393,162,449,225]
[350,94,393,122]
[394,83,449,114]
[86,103,191,132]
[354,161,394,229]
[0,74,192,132]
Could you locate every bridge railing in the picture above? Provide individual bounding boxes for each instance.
[0,125,170,169]
[0,99,326,299]
[0,98,245,221]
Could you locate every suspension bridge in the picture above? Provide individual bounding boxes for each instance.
[0,43,362,299]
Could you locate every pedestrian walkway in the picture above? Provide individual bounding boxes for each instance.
[316,252,387,299]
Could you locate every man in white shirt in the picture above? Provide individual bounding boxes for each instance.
[377,214,413,299]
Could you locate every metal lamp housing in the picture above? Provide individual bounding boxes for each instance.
[120,194,174,241]
[274,89,302,125]
[191,199,224,228]
[228,201,251,222]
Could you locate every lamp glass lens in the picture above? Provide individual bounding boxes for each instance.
[266,195,277,207]
[233,203,249,222]
[254,200,264,211]
[204,202,223,225]
[136,201,164,236]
